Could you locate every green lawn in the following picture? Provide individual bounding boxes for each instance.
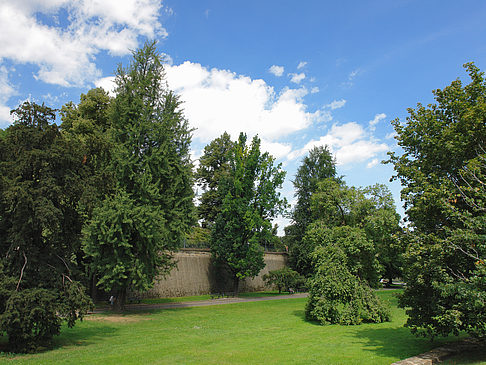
[0,291,478,364]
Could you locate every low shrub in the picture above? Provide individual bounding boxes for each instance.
[263,267,306,293]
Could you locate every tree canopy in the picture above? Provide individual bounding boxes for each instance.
[82,42,195,310]
[196,132,234,228]
[387,62,486,338]
[285,146,338,275]
[0,103,92,352]
[210,133,287,295]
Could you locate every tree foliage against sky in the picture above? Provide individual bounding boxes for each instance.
[82,42,195,310]
[210,133,287,295]
[387,62,486,338]
[285,146,338,275]
[0,103,92,352]
[196,132,234,228]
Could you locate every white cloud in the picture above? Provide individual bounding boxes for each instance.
[297,61,307,70]
[289,73,306,84]
[0,67,16,126]
[369,113,386,130]
[289,122,389,166]
[94,76,116,96]
[0,0,166,87]
[310,87,319,94]
[367,158,380,168]
[165,61,321,144]
[327,99,346,110]
[386,131,397,139]
[260,139,292,160]
[269,65,284,77]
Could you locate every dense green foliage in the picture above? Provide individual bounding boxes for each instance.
[263,267,306,293]
[304,224,381,287]
[285,146,338,275]
[387,62,486,338]
[82,42,195,310]
[305,244,390,325]
[196,132,234,228]
[303,178,402,287]
[185,226,211,248]
[0,103,92,352]
[210,133,287,294]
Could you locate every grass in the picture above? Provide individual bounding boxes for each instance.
[127,291,288,305]
[0,290,480,364]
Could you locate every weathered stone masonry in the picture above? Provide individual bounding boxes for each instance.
[142,248,288,298]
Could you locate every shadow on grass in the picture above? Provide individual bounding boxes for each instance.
[292,309,322,326]
[353,326,462,360]
[53,323,118,348]
[0,324,117,358]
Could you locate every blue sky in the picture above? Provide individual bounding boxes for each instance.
[1,0,486,231]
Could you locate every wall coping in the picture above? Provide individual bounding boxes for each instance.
[178,247,288,256]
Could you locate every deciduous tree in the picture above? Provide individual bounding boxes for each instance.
[210,133,287,295]
[286,146,338,275]
[387,62,486,338]
[195,132,234,228]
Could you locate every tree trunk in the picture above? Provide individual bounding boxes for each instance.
[387,275,393,288]
[90,273,98,300]
[233,276,240,297]
[114,287,127,311]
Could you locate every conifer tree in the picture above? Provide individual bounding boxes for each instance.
[83,42,195,309]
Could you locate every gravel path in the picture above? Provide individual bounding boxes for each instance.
[91,293,308,313]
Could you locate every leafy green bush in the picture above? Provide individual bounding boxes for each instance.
[0,282,91,353]
[263,267,306,293]
[305,245,390,325]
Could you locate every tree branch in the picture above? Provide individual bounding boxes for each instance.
[16,251,27,291]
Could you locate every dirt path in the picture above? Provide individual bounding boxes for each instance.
[91,293,308,313]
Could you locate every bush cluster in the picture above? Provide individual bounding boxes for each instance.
[263,267,306,293]
[305,245,390,325]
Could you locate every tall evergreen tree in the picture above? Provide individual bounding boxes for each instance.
[0,102,92,352]
[60,87,115,297]
[285,146,338,275]
[82,42,195,310]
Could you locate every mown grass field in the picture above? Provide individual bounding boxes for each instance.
[0,290,479,364]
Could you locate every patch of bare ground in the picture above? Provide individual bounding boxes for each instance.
[85,312,152,323]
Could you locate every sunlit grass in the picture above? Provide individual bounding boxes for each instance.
[0,290,474,364]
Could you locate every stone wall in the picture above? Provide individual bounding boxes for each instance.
[142,248,288,298]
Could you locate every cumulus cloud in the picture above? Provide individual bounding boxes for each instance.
[297,61,307,70]
[165,61,322,143]
[289,72,306,84]
[94,76,117,96]
[0,0,166,87]
[311,86,319,94]
[366,158,380,168]
[369,113,386,131]
[0,67,16,126]
[260,139,293,160]
[269,65,284,77]
[289,122,389,166]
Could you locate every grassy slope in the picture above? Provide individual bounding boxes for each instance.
[0,291,476,365]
